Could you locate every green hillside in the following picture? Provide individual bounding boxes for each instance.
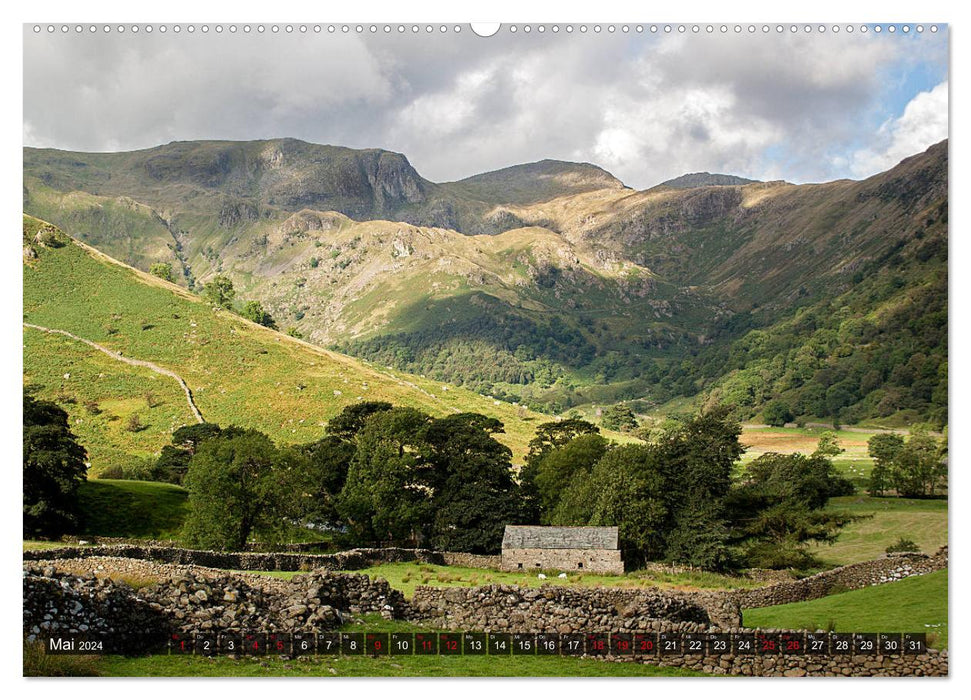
[22,215,564,474]
[744,570,948,649]
[23,140,948,424]
[76,479,188,539]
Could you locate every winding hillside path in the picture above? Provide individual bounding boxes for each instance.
[24,322,204,423]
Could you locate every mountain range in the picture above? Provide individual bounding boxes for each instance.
[23,139,948,425]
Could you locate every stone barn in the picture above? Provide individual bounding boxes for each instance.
[501,525,623,574]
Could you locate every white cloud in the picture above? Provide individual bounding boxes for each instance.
[849,81,949,178]
[22,28,948,188]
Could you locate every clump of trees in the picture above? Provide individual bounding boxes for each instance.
[520,406,856,570]
[178,403,523,553]
[867,429,947,497]
[600,404,638,432]
[23,390,88,537]
[169,402,857,567]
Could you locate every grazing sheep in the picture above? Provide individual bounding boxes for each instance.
[537,573,547,580]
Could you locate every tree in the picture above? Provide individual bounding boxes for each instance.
[173,423,224,451]
[149,262,174,282]
[584,445,669,565]
[202,275,235,307]
[337,408,434,545]
[296,435,355,526]
[240,300,277,329]
[326,402,393,441]
[423,413,523,553]
[152,423,224,484]
[23,391,88,537]
[601,404,638,432]
[867,433,904,496]
[533,433,609,522]
[152,446,188,484]
[762,399,793,427]
[727,451,857,568]
[520,419,599,522]
[182,429,298,550]
[890,430,947,497]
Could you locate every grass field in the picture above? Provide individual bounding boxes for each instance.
[76,479,189,539]
[809,496,948,567]
[743,569,948,649]
[737,426,880,481]
[243,562,761,597]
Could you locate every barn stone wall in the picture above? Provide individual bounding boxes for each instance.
[501,548,624,574]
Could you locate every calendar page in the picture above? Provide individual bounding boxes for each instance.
[22,18,949,681]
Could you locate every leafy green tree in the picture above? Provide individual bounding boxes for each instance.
[172,423,224,451]
[423,413,523,553]
[337,408,434,545]
[601,404,638,432]
[149,262,174,282]
[585,445,669,565]
[533,433,609,522]
[326,402,393,441]
[867,433,904,496]
[296,435,355,526]
[153,423,224,484]
[664,501,735,571]
[182,429,299,550]
[23,391,88,537]
[890,430,947,497]
[240,300,277,329]
[813,431,844,458]
[155,446,191,484]
[727,451,856,568]
[762,399,793,427]
[202,275,235,307]
[520,419,599,522]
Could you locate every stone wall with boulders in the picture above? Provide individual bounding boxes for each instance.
[24,563,407,643]
[23,560,947,676]
[409,583,738,633]
[599,645,947,677]
[23,545,496,572]
[734,547,948,610]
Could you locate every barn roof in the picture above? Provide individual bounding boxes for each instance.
[502,525,619,550]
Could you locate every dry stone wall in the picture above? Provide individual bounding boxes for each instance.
[734,548,948,610]
[410,583,735,633]
[602,647,947,677]
[23,545,484,572]
[24,564,407,643]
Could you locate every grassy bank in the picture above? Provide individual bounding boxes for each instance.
[810,496,948,567]
[743,569,948,649]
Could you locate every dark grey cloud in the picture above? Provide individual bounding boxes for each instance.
[23,25,948,188]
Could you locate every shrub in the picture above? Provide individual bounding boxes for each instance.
[149,262,174,282]
[886,538,920,554]
[125,414,145,433]
[763,399,794,427]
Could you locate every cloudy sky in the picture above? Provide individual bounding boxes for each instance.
[23,24,948,189]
